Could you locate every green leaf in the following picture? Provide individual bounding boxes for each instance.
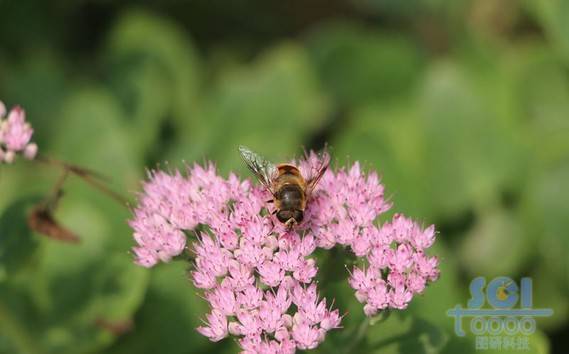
[104,261,215,354]
[166,43,330,173]
[458,207,533,279]
[366,313,448,354]
[419,60,526,217]
[306,22,425,107]
[38,255,148,354]
[409,241,466,331]
[508,45,569,167]
[0,52,68,150]
[0,197,41,277]
[0,238,148,354]
[518,164,569,330]
[1,194,149,354]
[529,263,569,331]
[0,284,46,354]
[26,195,148,353]
[49,88,141,189]
[528,0,569,63]
[104,10,202,157]
[332,102,433,219]
[531,165,569,287]
[0,164,57,213]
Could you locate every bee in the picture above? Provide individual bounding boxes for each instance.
[239,145,330,229]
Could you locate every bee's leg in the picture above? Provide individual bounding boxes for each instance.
[271,210,277,215]
[285,219,295,231]
[266,199,274,204]
[265,218,276,235]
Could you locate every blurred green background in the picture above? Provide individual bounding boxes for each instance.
[0,0,568,353]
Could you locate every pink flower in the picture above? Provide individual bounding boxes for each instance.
[348,267,376,292]
[129,150,440,351]
[291,321,322,350]
[3,106,32,151]
[391,243,413,272]
[24,143,38,159]
[129,210,186,268]
[259,299,284,332]
[351,229,371,256]
[231,309,262,336]
[238,334,262,352]
[226,260,255,291]
[192,268,217,290]
[414,252,440,281]
[237,285,264,310]
[258,260,285,287]
[292,258,317,283]
[264,287,292,318]
[367,278,389,311]
[348,215,439,316]
[197,309,228,342]
[414,224,436,249]
[130,163,340,351]
[320,308,341,331]
[206,285,237,316]
[0,101,38,163]
[406,272,428,294]
[368,243,392,269]
[390,285,413,309]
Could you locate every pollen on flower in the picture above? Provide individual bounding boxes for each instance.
[129,150,440,352]
[0,101,38,164]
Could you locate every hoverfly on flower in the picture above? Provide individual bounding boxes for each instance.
[239,145,329,229]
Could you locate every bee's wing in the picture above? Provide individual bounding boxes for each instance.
[239,145,278,196]
[304,147,330,196]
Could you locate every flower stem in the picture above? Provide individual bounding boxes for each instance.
[35,154,129,206]
[370,309,391,326]
[40,169,68,211]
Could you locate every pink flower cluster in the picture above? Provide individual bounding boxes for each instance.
[347,214,439,316]
[0,101,37,163]
[298,153,439,315]
[130,164,340,352]
[129,152,439,353]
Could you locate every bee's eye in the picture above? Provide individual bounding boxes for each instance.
[293,210,304,223]
[277,210,291,223]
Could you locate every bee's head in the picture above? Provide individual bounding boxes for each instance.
[277,209,304,225]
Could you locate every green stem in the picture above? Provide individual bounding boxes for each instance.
[370,309,391,326]
[342,317,370,354]
[35,154,129,207]
[0,300,45,354]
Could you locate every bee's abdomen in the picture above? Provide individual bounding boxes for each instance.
[277,184,304,210]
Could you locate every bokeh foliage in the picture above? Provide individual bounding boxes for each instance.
[0,0,568,353]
